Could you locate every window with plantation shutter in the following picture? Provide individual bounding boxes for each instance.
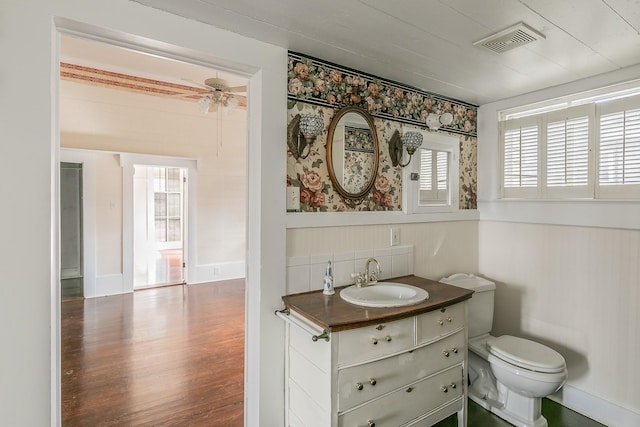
[598,107,640,196]
[500,116,539,198]
[419,149,449,204]
[546,116,589,187]
[405,130,458,213]
[503,125,538,188]
[497,83,640,205]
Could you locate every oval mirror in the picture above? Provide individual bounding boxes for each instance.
[326,107,379,204]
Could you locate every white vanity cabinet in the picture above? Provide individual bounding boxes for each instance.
[283,302,468,427]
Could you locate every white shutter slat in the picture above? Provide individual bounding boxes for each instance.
[420,149,432,191]
[504,125,538,188]
[546,116,589,187]
[419,148,448,204]
[600,108,640,186]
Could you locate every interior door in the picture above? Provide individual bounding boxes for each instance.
[133,165,186,289]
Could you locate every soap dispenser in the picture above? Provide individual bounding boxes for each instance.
[323,261,335,295]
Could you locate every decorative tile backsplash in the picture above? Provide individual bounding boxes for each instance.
[286,245,414,295]
[286,52,477,212]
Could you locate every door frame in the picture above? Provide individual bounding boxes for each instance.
[53,16,287,427]
[120,154,197,292]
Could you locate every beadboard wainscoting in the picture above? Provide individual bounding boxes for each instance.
[479,221,640,427]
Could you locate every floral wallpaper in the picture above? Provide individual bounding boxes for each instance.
[287,52,477,212]
[288,51,477,137]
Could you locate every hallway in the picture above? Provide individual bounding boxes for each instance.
[61,280,244,426]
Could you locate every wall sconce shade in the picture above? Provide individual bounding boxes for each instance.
[388,129,423,167]
[288,113,324,159]
[426,112,454,130]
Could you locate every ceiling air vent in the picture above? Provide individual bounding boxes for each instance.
[474,22,545,54]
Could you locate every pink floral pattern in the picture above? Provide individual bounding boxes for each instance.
[286,53,478,212]
[288,52,477,137]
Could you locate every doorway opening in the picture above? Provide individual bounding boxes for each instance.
[60,162,84,298]
[58,32,249,424]
[133,165,187,289]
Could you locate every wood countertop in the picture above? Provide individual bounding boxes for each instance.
[281,275,474,332]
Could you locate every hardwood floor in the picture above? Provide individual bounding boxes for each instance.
[62,280,245,426]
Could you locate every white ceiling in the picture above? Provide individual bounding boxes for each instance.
[131,0,640,105]
[60,35,248,91]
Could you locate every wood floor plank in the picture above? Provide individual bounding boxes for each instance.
[62,280,245,426]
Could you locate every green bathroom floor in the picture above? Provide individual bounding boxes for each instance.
[433,398,606,427]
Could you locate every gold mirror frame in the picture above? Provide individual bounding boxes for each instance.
[326,106,380,206]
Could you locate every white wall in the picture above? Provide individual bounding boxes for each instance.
[0,1,285,426]
[478,64,640,426]
[61,80,248,290]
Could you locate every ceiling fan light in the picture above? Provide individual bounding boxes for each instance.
[198,95,211,114]
[225,96,239,111]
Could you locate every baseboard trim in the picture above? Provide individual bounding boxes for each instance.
[550,384,640,427]
[93,274,125,298]
[191,261,245,284]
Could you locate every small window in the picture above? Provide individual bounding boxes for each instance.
[597,102,640,199]
[404,130,459,213]
[499,85,640,200]
[419,149,449,204]
[153,167,183,243]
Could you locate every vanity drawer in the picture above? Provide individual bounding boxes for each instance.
[337,331,465,411]
[338,364,464,427]
[337,317,414,366]
[416,303,465,344]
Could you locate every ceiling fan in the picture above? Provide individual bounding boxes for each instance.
[180,77,247,113]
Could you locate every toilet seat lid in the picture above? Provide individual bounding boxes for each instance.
[487,335,566,373]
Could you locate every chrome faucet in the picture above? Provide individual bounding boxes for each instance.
[354,257,381,287]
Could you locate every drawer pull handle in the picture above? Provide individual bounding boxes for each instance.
[446,316,452,322]
[385,335,392,342]
[452,347,458,354]
[311,331,329,342]
[438,319,444,326]
[450,382,457,389]
[368,421,376,427]
[443,350,450,357]
[375,324,385,331]
[369,378,377,386]
[441,385,448,393]
[371,338,378,345]
[406,387,413,393]
[355,382,364,391]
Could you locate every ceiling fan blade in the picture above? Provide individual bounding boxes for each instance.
[167,90,209,98]
[181,78,210,90]
[230,94,247,103]
[226,85,247,93]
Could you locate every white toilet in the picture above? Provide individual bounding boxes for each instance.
[441,273,568,427]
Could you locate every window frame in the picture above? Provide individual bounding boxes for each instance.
[404,129,459,214]
[499,94,640,201]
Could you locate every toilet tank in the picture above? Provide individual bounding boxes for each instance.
[440,273,496,338]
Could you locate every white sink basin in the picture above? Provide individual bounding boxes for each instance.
[340,282,429,308]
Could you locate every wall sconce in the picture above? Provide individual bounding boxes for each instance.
[287,113,324,159]
[426,112,454,130]
[388,129,423,167]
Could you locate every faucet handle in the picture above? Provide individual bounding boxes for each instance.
[351,272,365,286]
